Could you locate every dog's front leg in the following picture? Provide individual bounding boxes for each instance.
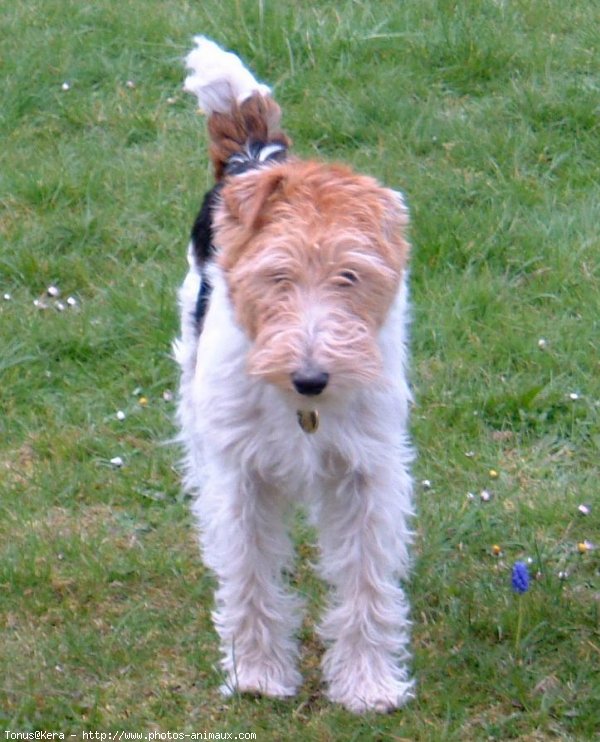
[316,467,414,713]
[193,471,302,699]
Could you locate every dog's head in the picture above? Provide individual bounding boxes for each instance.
[213,160,409,400]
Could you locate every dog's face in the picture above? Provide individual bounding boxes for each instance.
[213,160,409,399]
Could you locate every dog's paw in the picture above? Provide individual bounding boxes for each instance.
[220,667,301,700]
[327,678,415,714]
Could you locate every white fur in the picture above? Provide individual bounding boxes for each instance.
[175,260,415,712]
[184,36,271,114]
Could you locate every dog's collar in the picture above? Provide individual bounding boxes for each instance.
[297,409,319,434]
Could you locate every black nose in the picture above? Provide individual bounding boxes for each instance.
[292,371,330,396]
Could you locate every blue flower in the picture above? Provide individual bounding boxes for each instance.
[511,561,530,594]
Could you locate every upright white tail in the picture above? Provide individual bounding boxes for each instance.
[183,36,271,115]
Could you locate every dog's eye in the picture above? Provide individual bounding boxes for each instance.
[336,270,359,286]
[269,273,291,285]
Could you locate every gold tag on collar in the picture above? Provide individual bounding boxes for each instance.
[297,409,319,434]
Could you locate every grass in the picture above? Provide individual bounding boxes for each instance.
[1,0,599,738]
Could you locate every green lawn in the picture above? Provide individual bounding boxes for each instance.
[1,1,599,739]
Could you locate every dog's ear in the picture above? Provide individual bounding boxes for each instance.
[382,189,409,235]
[379,188,410,271]
[220,167,286,233]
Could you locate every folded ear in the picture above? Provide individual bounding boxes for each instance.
[390,189,410,223]
[214,166,287,271]
[379,188,410,271]
[219,166,286,233]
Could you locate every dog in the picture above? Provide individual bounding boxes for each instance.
[174,37,414,714]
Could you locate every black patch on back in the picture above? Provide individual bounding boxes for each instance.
[194,274,212,328]
[190,184,223,267]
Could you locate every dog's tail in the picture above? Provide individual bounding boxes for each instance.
[184,36,290,180]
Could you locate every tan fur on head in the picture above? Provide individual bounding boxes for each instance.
[213,160,410,392]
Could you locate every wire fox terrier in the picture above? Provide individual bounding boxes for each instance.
[174,37,414,713]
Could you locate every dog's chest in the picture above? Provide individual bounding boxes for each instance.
[236,388,380,491]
